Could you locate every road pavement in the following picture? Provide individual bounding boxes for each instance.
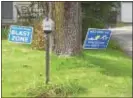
[109,26,132,58]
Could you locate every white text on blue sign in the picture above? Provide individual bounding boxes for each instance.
[8,25,33,44]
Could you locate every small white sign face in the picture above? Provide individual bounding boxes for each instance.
[42,18,54,31]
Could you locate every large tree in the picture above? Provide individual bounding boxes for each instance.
[52,2,82,55]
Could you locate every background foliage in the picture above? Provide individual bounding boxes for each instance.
[82,2,120,42]
[2,2,120,50]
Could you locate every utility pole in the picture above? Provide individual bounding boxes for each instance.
[43,2,54,84]
[48,2,54,53]
[45,31,50,84]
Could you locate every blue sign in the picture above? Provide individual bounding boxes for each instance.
[83,28,111,49]
[8,25,33,44]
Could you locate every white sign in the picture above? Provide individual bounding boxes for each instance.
[42,18,54,31]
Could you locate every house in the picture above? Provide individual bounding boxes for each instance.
[2,2,30,24]
[1,1,132,25]
[120,2,132,23]
[1,1,44,25]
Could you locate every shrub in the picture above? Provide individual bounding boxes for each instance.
[2,26,9,39]
[108,39,123,51]
[27,79,87,97]
[31,20,46,50]
[82,16,105,42]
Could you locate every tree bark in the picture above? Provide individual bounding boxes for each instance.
[53,2,82,56]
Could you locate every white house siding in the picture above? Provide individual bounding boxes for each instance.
[2,2,17,24]
[2,1,31,24]
[121,2,132,23]
[2,1,45,24]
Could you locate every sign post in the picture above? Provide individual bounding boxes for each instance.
[83,28,111,49]
[45,33,50,84]
[42,17,54,84]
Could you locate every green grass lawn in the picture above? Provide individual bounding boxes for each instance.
[2,40,132,97]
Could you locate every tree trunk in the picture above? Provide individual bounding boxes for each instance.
[53,2,82,56]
